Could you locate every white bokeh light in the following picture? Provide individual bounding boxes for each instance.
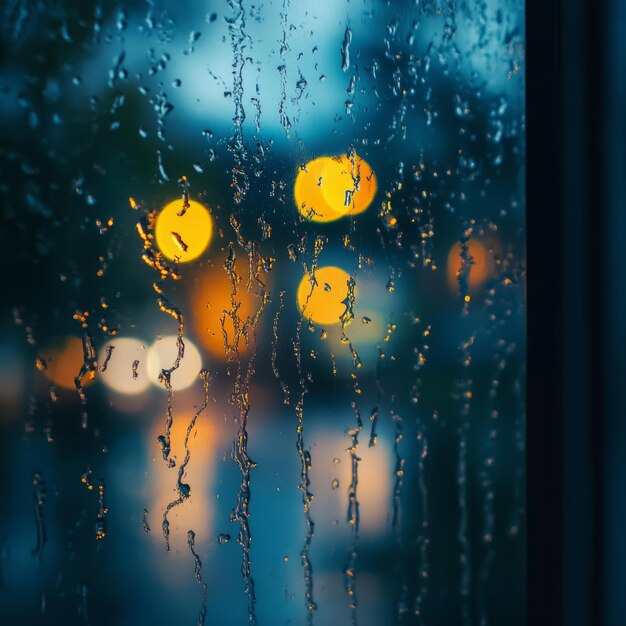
[98,338,150,395]
[146,335,202,391]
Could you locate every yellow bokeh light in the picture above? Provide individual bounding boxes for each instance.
[297,266,352,326]
[447,239,492,292]
[155,199,213,262]
[190,264,257,358]
[295,154,377,223]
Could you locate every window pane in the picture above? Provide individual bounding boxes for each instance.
[0,1,525,624]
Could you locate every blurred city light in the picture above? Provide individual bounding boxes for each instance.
[98,337,150,395]
[42,336,93,390]
[295,155,377,222]
[190,264,258,358]
[446,239,493,292]
[297,266,353,325]
[155,199,213,263]
[146,335,202,391]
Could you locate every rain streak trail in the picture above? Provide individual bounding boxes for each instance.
[99,344,114,372]
[224,240,270,626]
[227,0,250,204]
[188,530,208,626]
[271,291,290,404]
[334,260,363,624]
[162,370,211,550]
[341,26,352,72]
[134,205,186,470]
[278,0,291,137]
[229,351,259,626]
[344,401,362,626]
[340,275,361,370]
[367,346,385,448]
[74,331,98,429]
[95,480,107,541]
[457,226,475,317]
[294,236,328,622]
[155,299,185,469]
[368,403,379,448]
[292,317,317,621]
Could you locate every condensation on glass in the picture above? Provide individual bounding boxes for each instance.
[0,1,525,624]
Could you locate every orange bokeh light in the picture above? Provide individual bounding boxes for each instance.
[42,336,94,390]
[446,239,492,292]
[190,264,259,358]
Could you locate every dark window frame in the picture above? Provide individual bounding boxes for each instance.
[526,0,621,623]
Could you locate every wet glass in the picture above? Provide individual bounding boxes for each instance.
[0,1,525,624]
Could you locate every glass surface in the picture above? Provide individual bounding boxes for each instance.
[0,1,526,624]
